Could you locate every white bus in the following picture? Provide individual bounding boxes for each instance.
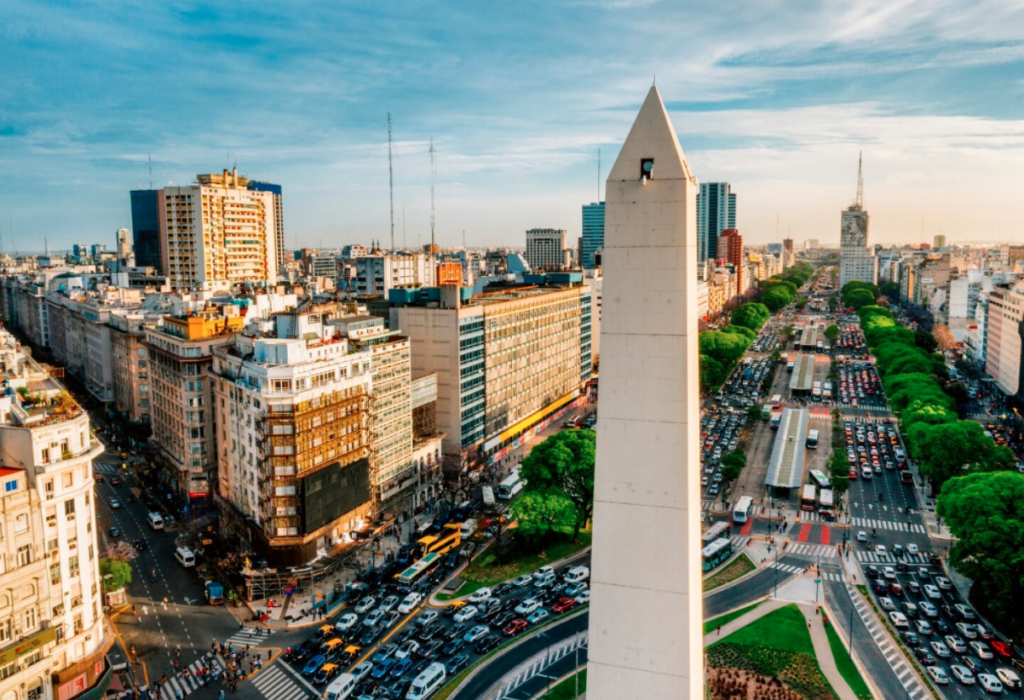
[497,468,523,500]
[406,662,446,700]
[701,521,730,546]
[732,496,754,524]
[769,394,783,407]
[809,469,830,490]
[806,429,820,450]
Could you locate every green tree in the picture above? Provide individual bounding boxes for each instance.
[827,448,850,504]
[100,558,133,592]
[509,489,576,541]
[519,429,595,542]
[843,288,876,310]
[762,286,793,312]
[699,354,726,392]
[937,471,1024,637]
[720,450,746,493]
[913,421,1008,489]
[730,303,771,332]
[879,281,900,303]
[823,324,840,342]
[915,329,939,353]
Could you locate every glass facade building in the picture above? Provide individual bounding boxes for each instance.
[582,202,606,270]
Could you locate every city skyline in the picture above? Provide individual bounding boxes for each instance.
[3,2,1024,251]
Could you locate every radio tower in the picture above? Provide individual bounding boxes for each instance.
[430,138,436,256]
[388,113,395,252]
[855,151,864,210]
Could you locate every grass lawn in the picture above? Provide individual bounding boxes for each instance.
[703,600,764,635]
[539,669,587,699]
[437,531,591,601]
[823,618,872,699]
[703,553,756,592]
[711,603,815,656]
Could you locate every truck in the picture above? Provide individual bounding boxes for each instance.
[819,489,835,521]
[205,581,225,606]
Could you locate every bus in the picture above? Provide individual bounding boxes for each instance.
[497,468,523,500]
[819,489,835,521]
[809,469,830,490]
[395,552,442,589]
[806,429,820,450]
[701,521,730,546]
[732,496,754,524]
[411,523,461,560]
[800,483,817,511]
[701,538,733,572]
[761,404,772,420]
[770,410,782,431]
[770,394,782,407]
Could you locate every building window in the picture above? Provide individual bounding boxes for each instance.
[24,607,36,632]
[15,514,28,533]
[0,619,10,642]
[17,545,31,567]
[3,480,16,493]
[0,662,14,680]
[68,555,79,577]
[64,499,76,516]
[63,471,74,488]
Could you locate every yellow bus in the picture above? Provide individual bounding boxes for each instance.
[412,523,461,560]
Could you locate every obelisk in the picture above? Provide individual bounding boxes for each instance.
[587,86,703,699]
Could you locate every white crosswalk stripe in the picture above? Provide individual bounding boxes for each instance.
[846,584,927,698]
[93,463,118,474]
[850,517,926,534]
[786,542,837,559]
[162,656,228,698]
[223,627,275,648]
[250,665,311,700]
[730,535,749,549]
[854,551,932,565]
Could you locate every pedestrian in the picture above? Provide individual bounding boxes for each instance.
[219,691,225,700]
[716,625,721,635]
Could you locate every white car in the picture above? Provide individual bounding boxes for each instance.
[979,673,1004,694]
[950,664,976,685]
[996,667,1021,690]
[379,595,400,613]
[927,666,950,685]
[363,609,385,628]
[397,592,423,614]
[956,623,979,640]
[533,565,554,581]
[416,610,439,627]
[352,661,373,683]
[919,601,938,618]
[515,598,542,616]
[876,545,888,557]
[907,543,920,555]
[512,575,533,587]
[394,640,420,660]
[354,597,376,614]
[883,566,896,580]
[879,597,896,612]
[923,584,941,600]
[945,635,967,654]
[889,612,909,628]
[970,641,994,660]
[931,640,951,658]
[453,605,479,623]
[467,588,492,604]
[936,576,953,591]
[335,612,359,632]
[574,589,591,605]
[856,531,868,542]
[463,625,489,643]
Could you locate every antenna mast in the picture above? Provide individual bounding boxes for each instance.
[148,154,153,189]
[855,151,864,209]
[388,113,395,253]
[430,137,436,256]
[597,148,601,201]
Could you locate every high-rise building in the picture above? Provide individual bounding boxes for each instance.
[116,227,133,258]
[719,228,745,293]
[934,234,947,250]
[160,169,279,291]
[0,328,112,700]
[588,86,703,699]
[109,310,152,425]
[984,283,1024,399]
[524,228,568,270]
[130,189,162,273]
[248,181,286,269]
[839,155,877,287]
[391,278,591,456]
[352,254,437,295]
[697,182,736,263]
[581,202,606,270]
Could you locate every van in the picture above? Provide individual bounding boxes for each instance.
[324,673,358,700]
[174,547,195,568]
[406,662,446,700]
[459,519,477,539]
[564,566,590,584]
[534,571,556,588]
[147,512,164,530]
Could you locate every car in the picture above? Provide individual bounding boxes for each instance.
[907,543,920,555]
[917,600,938,617]
[871,578,888,594]
[109,499,122,509]
[504,619,529,636]
[390,657,413,679]
[996,667,1021,690]
[512,575,533,587]
[976,625,995,641]
[444,654,470,675]
[875,544,887,557]
[445,623,468,641]
[492,611,515,629]
[955,604,977,621]
[493,583,514,597]
[957,623,979,640]
[565,582,588,597]
[527,609,550,624]
[416,610,439,628]
[463,625,489,643]
[94,473,104,483]
[468,587,492,604]
[110,476,123,486]
[914,619,933,636]
[553,597,577,614]
[890,583,904,597]
[971,641,995,660]
[453,605,479,623]
[335,612,359,632]
[879,597,896,612]
[396,593,423,615]
[475,636,501,654]
[902,602,919,619]
[978,673,1004,694]
[951,665,976,685]
[379,596,400,613]
[533,565,554,581]
[856,531,868,542]
[945,635,968,654]
[917,567,930,579]
[964,656,987,673]
[991,640,1014,658]
[915,647,936,665]
[291,639,319,662]
[109,525,122,537]
[936,576,953,591]
[883,567,896,580]
[442,636,466,656]
[352,661,373,683]
[574,589,590,604]
[372,657,396,679]
[303,654,327,677]
[363,609,385,628]
[927,666,950,684]
[931,640,951,658]
[355,597,376,614]
[865,565,880,579]
[394,641,420,660]
[358,627,381,645]
[922,584,941,600]
[893,544,905,558]
[515,598,542,616]
[132,539,147,551]
[901,630,921,647]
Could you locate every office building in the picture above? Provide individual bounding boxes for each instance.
[0,328,113,700]
[160,169,279,291]
[581,203,606,270]
[718,228,744,294]
[985,283,1024,399]
[248,181,286,269]
[697,182,736,263]
[588,86,703,699]
[146,311,244,502]
[391,276,591,457]
[934,234,947,250]
[116,228,133,259]
[130,189,162,273]
[840,156,878,287]
[524,228,568,270]
[352,254,437,296]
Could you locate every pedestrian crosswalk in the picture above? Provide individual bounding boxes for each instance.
[766,562,845,582]
[729,535,749,549]
[847,583,928,699]
[854,550,932,566]
[94,463,119,474]
[223,627,275,648]
[798,512,837,523]
[493,635,588,700]
[786,542,837,559]
[849,517,926,534]
[161,655,229,698]
[250,664,311,700]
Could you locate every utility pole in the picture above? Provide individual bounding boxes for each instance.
[855,151,864,209]
[388,113,395,253]
[429,138,436,257]
[148,154,153,189]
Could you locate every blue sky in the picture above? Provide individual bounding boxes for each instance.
[3,1,1024,252]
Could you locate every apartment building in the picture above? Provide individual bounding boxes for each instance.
[391,275,592,458]
[108,310,152,425]
[160,169,278,291]
[524,229,569,270]
[0,329,112,700]
[351,254,436,296]
[985,283,1024,398]
[44,294,120,405]
[146,312,244,503]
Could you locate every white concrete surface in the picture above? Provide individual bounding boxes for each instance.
[587,85,704,699]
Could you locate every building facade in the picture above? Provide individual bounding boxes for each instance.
[524,229,568,270]
[985,284,1024,398]
[697,182,736,263]
[351,254,436,296]
[581,202,605,270]
[108,311,151,425]
[718,228,744,294]
[130,189,162,274]
[247,181,285,270]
